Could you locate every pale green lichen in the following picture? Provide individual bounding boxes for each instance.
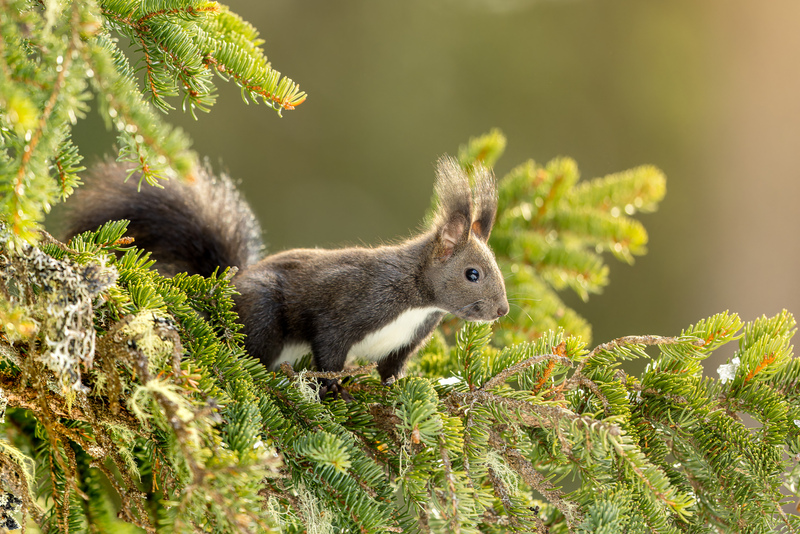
[295,370,323,405]
[0,225,117,392]
[485,450,520,495]
[120,311,176,376]
[296,484,335,534]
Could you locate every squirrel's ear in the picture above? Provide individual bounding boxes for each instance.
[432,156,472,261]
[436,214,468,260]
[469,164,498,242]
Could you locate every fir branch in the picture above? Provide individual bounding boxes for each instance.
[457,128,507,171]
[744,351,778,384]
[486,465,512,513]
[12,1,79,197]
[487,429,582,529]
[573,334,703,376]
[99,0,306,115]
[0,374,145,439]
[81,36,195,185]
[279,361,378,381]
[438,433,462,534]
[53,138,85,200]
[481,345,572,391]
[0,0,306,241]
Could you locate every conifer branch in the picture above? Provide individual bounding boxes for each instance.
[573,334,702,376]
[279,361,378,380]
[438,434,462,534]
[0,375,145,438]
[487,429,581,529]
[12,1,78,184]
[481,351,572,391]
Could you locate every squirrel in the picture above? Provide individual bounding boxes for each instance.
[64,156,509,397]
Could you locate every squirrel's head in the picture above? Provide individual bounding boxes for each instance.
[426,156,509,322]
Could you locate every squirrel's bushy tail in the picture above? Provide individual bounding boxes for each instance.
[64,162,263,277]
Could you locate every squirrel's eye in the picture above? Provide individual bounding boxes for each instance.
[465,268,480,282]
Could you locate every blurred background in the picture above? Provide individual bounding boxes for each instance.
[71,0,800,365]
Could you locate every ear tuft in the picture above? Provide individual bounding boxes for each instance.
[469,163,498,242]
[430,155,498,255]
[432,157,472,260]
[433,156,472,226]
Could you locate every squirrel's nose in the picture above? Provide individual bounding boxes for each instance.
[497,303,509,317]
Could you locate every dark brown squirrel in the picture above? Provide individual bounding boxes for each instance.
[65,157,509,395]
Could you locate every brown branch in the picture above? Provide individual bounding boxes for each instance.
[481,353,572,391]
[570,375,611,414]
[279,361,377,381]
[258,479,301,513]
[445,388,612,437]
[744,352,777,385]
[134,32,162,104]
[47,444,68,533]
[90,457,152,531]
[534,358,557,393]
[438,435,461,534]
[30,361,89,522]
[486,466,513,512]
[0,373,146,438]
[487,429,583,530]
[61,443,90,501]
[37,229,77,255]
[571,335,701,378]
[135,5,218,25]
[201,56,306,110]
[13,0,81,219]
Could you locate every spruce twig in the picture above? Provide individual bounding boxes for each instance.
[481,353,572,391]
[487,429,582,529]
[279,361,378,380]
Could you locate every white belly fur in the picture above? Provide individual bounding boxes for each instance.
[347,306,442,362]
[272,307,442,368]
[275,341,312,368]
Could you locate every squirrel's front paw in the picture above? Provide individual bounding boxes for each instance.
[318,377,354,403]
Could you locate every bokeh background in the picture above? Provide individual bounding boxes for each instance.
[71,0,800,366]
